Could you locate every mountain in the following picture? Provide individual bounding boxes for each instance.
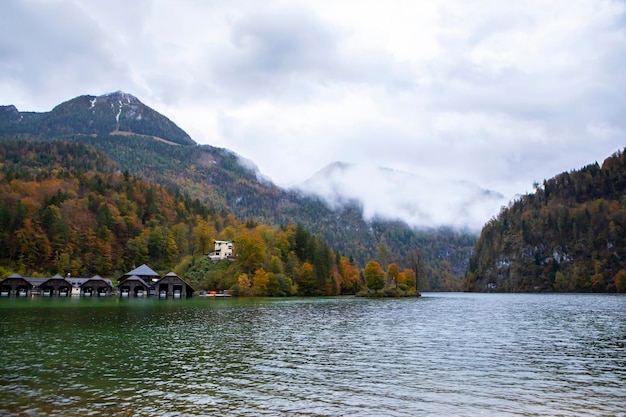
[0,141,355,296]
[0,91,195,146]
[465,149,626,293]
[0,92,477,290]
[297,162,506,230]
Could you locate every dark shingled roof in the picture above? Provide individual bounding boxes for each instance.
[120,275,150,286]
[125,264,159,277]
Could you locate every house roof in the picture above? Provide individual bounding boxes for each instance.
[38,277,72,286]
[119,275,149,287]
[25,278,48,286]
[125,264,159,277]
[160,271,195,292]
[80,277,113,288]
[0,275,31,285]
[86,275,113,286]
[66,278,90,287]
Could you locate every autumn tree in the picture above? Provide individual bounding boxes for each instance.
[237,273,253,296]
[338,256,361,294]
[235,230,267,274]
[193,219,214,257]
[387,263,399,288]
[298,262,315,295]
[364,261,385,293]
[252,268,270,296]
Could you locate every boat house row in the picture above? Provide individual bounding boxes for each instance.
[0,265,195,298]
[0,273,113,297]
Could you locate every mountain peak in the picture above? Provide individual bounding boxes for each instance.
[0,92,196,146]
[98,90,140,104]
[0,105,20,121]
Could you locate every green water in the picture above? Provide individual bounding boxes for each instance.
[1,294,625,416]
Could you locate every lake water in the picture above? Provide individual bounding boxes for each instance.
[0,293,624,416]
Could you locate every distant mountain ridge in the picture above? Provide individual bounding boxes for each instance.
[0,91,195,146]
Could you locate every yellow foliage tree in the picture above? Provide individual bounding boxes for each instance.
[193,219,214,256]
[252,268,270,296]
[364,261,385,292]
[299,262,315,295]
[236,231,267,273]
[387,263,399,288]
[237,273,252,296]
[339,256,360,294]
[403,268,416,289]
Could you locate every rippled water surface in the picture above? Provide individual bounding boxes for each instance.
[0,293,625,416]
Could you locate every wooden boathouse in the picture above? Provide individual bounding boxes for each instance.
[0,273,113,297]
[117,264,194,298]
[0,274,33,296]
[39,275,73,297]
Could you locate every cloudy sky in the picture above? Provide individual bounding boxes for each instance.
[1,0,625,229]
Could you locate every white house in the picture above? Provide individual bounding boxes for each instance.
[208,240,234,262]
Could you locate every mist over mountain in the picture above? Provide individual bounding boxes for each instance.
[296,162,507,231]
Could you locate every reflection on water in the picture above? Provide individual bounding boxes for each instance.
[0,294,625,416]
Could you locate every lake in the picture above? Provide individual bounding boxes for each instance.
[0,293,624,416]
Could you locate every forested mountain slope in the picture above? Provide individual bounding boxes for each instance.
[0,141,366,296]
[79,135,474,290]
[465,149,626,293]
[73,135,474,290]
[0,92,476,290]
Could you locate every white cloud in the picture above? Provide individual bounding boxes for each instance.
[1,0,625,229]
[296,162,507,231]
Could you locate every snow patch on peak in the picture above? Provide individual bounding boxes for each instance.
[115,103,122,124]
[100,91,138,105]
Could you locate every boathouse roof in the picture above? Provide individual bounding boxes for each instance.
[121,275,150,286]
[80,276,113,288]
[160,271,196,292]
[126,264,159,277]
[25,278,48,286]
[66,278,89,287]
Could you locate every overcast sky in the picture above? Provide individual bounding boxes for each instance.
[1,0,625,229]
